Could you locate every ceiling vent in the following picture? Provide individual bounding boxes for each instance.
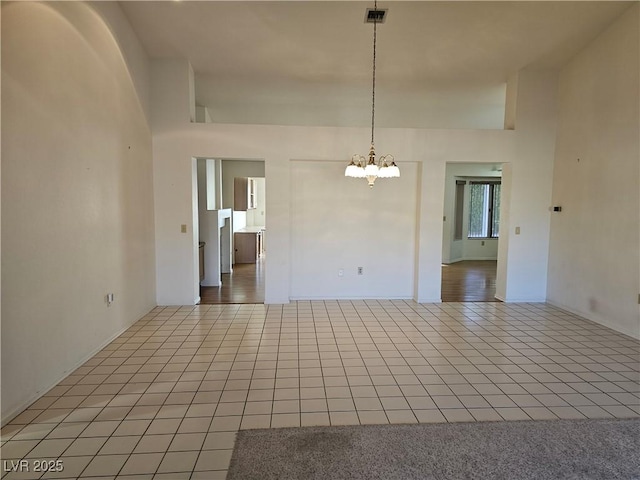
[365,8,387,24]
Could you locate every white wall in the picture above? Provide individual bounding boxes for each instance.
[496,70,558,302]
[150,60,562,306]
[151,59,199,304]
[90,2,151,124]
[547,5,640,338]
[197,159,208,213]
[1,2,156,423]
[197,159,228,286]
[199,209,232,287]
[150,61,518,305]
[291,161,419,299]
[195,105,212,123]
[196,158,219,211]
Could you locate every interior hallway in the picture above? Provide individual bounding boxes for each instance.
[1,301,638,479]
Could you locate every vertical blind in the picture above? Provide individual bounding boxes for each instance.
[468,181,500,238]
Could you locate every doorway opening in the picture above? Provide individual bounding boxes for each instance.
[441,163,502,302]
[196,158,266,304]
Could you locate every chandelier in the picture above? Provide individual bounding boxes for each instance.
[345,0,399,188]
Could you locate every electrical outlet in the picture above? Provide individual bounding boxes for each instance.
[515,226,521,235]
[181,224,187,233]
[106,293,114,306]
[481,240,485,246]
[357,267,363,275]
[338,269,344,277]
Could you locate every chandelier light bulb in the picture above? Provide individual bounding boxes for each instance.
[364,163,379,177]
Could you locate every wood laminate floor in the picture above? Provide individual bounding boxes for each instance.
[200,259,265,304]
[441,260,498,302]
[201,258,495,304]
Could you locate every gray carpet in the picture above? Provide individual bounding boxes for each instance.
[227,419,640,479]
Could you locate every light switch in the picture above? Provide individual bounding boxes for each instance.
[181,224,187,233]
[515,226,521,235]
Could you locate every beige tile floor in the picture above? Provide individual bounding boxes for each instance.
[1,301,638,479]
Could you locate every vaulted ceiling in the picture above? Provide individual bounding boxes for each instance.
[120,1,632,129]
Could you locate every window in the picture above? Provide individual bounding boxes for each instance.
[468,181,500,238]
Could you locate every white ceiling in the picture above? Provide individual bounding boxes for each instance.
[120,1,632,129]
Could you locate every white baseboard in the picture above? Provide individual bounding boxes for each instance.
[546,300,640,340]
[1,312,151,427]
[443,258,463,264]
[289,296,414,301]
[443,257,498,264]
[497,296,546,303]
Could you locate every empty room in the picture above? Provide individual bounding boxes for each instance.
[2,1,639,478]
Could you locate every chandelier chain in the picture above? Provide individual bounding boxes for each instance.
[371,0,377,147]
